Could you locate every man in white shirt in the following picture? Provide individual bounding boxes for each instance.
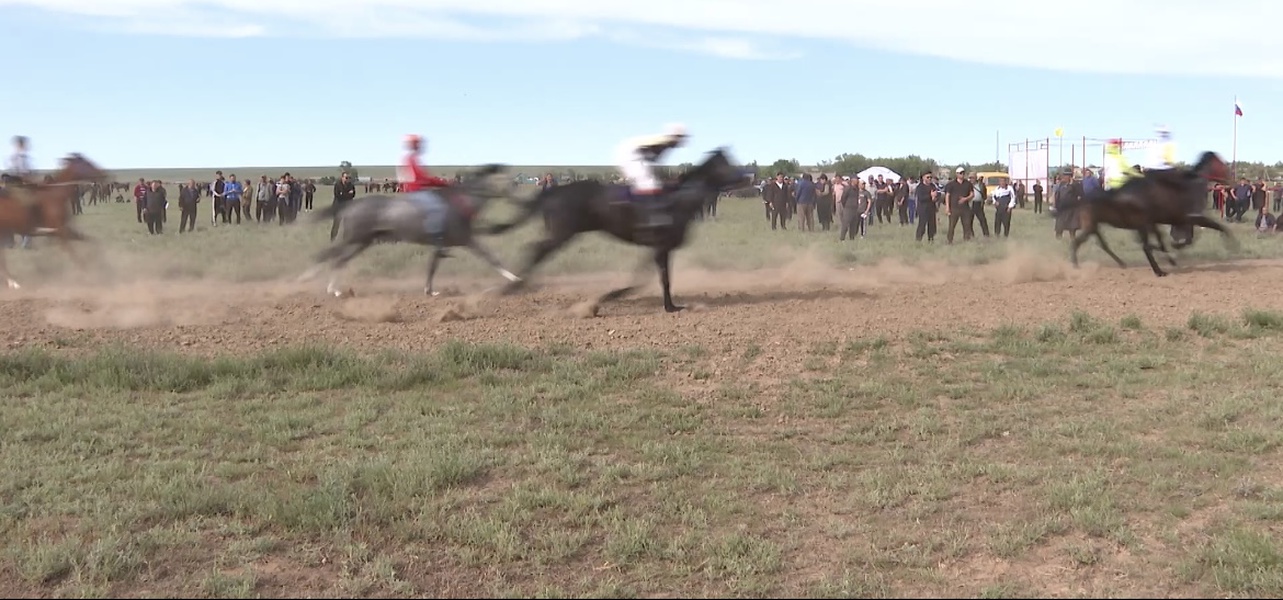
[991,177,1018,237]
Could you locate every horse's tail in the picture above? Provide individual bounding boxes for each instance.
[483,186,553,235]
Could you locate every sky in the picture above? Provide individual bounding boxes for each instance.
[1,0,1281,172]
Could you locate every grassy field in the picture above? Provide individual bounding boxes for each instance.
[4,310,1283,597]
[3,193,1283,597]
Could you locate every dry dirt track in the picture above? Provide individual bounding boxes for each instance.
[2,250,1281,360]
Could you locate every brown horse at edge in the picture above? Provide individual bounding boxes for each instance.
[0,153,110,289]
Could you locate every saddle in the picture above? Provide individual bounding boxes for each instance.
[438,186,477,220]
[610,183,678,204]
[609,184,640,204]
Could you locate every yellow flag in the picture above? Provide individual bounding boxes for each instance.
[1054,127,1064,138]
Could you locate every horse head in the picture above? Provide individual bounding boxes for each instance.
[681,147,752,192]
[664,147,752,217]
[457,162,511,211]
[1192,151,1231,183]
[58,153,110,185]
[470,163,508,179]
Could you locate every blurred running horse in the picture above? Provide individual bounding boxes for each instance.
[0,153,109,289]
[299,163,520,296]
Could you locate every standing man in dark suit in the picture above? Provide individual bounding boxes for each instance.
[1053,168,1084,239]
[914,171,940,243]
[330,171,357,241]
[178,179,200,233]
[762,172,791,231]
[144,180,167,234]
[944,167,974,243]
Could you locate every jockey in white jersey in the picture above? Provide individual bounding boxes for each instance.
[1145,125,1178,172]
[614,123,689,229]
[1141,125,1206,217]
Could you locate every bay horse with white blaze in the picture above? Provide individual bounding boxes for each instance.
[484,147,753,313]
[0,153,109,289]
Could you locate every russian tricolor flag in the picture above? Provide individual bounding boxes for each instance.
[1235,99,1244,117]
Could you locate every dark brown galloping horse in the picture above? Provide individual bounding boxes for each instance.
[0,153,110,289]
[1070,151,1236,277]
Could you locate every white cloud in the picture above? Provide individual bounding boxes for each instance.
[3,0,1282,75]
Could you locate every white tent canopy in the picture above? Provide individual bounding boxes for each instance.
[855,166,901,183]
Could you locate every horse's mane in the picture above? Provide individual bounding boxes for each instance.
[1194,151,1219,165]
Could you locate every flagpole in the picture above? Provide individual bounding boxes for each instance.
[1232,95,1239,179]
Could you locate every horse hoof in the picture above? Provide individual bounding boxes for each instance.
[665,304,685,313]
[6,280,19,290]
[426,289,440,297]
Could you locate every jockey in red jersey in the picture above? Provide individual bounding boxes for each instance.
[397,134,472,249]
[398,134,451,192]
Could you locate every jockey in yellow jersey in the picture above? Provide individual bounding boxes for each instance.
[1102,138,1141,190]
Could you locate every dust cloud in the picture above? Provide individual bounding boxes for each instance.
[337,296,402,323]
[29,249,312,330]
[663,241,1098,298]
[24,234,1102,330]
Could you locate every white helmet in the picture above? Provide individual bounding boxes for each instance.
[663,122,688,139]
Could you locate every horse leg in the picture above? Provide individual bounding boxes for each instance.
[1089,228,1127,269]
[464,239,521,292]
[298,237,352,284]
[424,251,443,296]
[1170,224,1195,250]
[500,234,572,296]
[0,246,19,289]
[1070,220,1126,269]
[654,248,683,313]
[1068,225,1093,267]
[325,239,374,296]
[1135,229,1168,277]
[1149,225,1178,267]
[595,254,656,305]
[1186,214,1240,251]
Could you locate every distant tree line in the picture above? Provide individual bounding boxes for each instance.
[752,154,1007,181]
[311,154,1283,189]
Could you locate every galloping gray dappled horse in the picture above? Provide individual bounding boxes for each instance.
[298,164,520,297]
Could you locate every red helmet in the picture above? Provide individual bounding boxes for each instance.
[404,134,422,147]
